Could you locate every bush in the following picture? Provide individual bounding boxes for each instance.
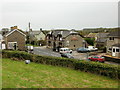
[84,38,95,46]
[2,50,120,79]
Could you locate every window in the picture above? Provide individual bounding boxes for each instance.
[116,49,120,52]
[109,48,112,51]
[113,48,115,52]
[108,48,112,52]
[109,37,114,40]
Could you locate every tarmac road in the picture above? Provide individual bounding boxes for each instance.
[33,46,119,65]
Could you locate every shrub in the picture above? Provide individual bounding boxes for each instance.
[84,38,95,46]
[2,50,120,79]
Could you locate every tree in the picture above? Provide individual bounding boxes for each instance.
[84,38,95,46]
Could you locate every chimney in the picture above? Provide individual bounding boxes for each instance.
[11,26,18,30]
[40,28,42,31]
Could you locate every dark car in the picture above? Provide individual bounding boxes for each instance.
[61,53,74,59]
[77,47,90,53]
[88,55,105,63]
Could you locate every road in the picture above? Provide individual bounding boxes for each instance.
[33,46,61,57]
[33,46,88,60]
[33,46,119,65]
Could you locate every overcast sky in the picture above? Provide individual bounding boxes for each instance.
[0,0,119,31]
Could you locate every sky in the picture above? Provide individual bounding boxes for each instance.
[0,0,119,31]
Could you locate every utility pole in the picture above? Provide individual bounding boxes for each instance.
[28,22,31,44]
[28,22,30,32]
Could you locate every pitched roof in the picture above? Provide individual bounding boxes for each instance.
[85,33,98,38]
[108,30,120,37]
[112,44,120,47]
[97,33,109,38]
[51,30,77,38]
[4,29,26,37]
[96,33,109,42]
[29,30,45,35]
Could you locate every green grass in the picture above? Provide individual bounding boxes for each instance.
[2,58,119,88]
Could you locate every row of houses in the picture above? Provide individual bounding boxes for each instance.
[0,26,46,50]
[46,30,87,51]
[1,27,88,51]
[0,26,120,58]
[85,30,120,58]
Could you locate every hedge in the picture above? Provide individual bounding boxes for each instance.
[104,56,120,64]
[2,50,120,79]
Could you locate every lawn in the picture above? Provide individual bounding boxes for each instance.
[2,58,119,88]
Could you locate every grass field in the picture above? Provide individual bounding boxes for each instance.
[2,58,119,88]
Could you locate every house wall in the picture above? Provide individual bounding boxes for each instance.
[35,32,46,40]
[64,34,84,50]
[46,35,53,48]
[46,33,86,50]
[5,30,26,50]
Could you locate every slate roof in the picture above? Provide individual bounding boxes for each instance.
[85,33,98,38]
[51,30,77,38]
[96,33,109,42]
[108,30,120,37]
[29,30,45,35]
[112,44,120,47]
[3,29,26,37]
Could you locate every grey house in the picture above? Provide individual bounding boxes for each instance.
[29,29,46,41]
[95,33,109,48]
[46,30,87,50]
[106,30,120,58]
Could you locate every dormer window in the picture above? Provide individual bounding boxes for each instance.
[109,37,114,40]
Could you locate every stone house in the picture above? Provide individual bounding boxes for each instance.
[106,30,120,58]
[95,33,109,48]
[46,30,87,50]
[29,29,46,41]
[3,29,26,51]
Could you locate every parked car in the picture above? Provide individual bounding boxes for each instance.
[61,53,74,59]
[77,47,89,53]
[87,46,98,51]
[59,48,72,54]
[88,55,105,63]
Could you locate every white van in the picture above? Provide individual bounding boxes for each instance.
[59,48,72,54]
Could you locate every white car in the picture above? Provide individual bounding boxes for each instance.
[87,46,98,51]
[59,48,72,54]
